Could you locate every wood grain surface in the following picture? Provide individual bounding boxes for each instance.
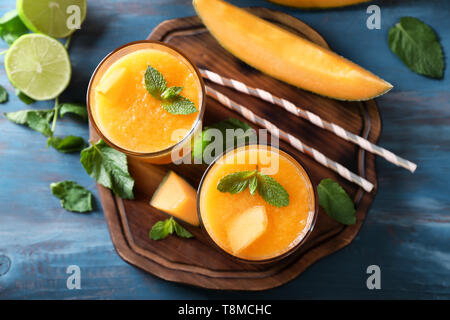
[90,8,381,291]
[0,0,448,299]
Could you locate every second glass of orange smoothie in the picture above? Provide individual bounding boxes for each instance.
[87,41,205,164]
[198,144,318,263]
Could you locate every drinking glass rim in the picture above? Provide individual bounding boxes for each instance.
[196,143,319,264]
[86,40,206,158]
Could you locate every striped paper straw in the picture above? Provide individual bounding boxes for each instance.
[206,86,374,193]
[200,68,417,173]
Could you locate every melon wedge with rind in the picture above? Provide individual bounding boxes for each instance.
[5,33,71,101]
[193,0,392,101]
[17,0,87,38]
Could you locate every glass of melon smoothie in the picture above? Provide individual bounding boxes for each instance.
[198,144,318,263]
[87,41,205,164]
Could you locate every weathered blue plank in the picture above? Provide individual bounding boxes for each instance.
[0,0,449,299]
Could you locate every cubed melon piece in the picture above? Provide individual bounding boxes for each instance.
[95,67,128,102]
[150,171,199,226]
[227,206,268,254]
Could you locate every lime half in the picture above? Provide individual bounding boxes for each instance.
[5,33,71,101]
[17,0,87,38]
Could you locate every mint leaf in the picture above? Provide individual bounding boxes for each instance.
[217,170,289,207]
[317,178,356,225]
[150,219,173,240]
[15,89,35,105]
[249,175,258,195]
[48,135,87,153]
[162,96,197,115]
[0,85,8,103]
[5,109,54,136]
[166,218,175,234]
[192,118,255,163]
[150,217,193,240]
[144,65,198,115]
[50,180,93,213]
[0,10,28,45]
[217,170,256,194]
[256,173,289,208]
[192,130,211,164]
[161,86,183,100]
[144,65,167,99]
[389,17,444,79]
[80,139,134,199]
[59,103,88,122]
[173,220,194,238]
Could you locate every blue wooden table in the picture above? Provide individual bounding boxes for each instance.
[0,0,449,299]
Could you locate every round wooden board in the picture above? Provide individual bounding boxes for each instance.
[90,7,381,291]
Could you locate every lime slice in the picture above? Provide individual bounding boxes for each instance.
[5,33,71,101]
[17,0,87,38]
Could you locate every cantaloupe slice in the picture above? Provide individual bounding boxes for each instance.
[193,0,392,101]
[95,67,129,102]
[268,0,370,9]
[227,206,268,254]
[150,171,199,226]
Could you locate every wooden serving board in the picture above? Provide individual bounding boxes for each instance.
[90,8,381,291]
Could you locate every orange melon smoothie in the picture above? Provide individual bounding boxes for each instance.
[198,145,317,262]
[88,41,205,163]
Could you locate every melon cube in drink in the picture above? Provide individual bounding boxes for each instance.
[227,206,268,254]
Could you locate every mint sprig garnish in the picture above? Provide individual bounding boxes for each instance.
[256,173,290,208]
[389,17,444,79]
[162,96,197,115]
[144,65,198,115]
[217,170,256,194]
[317,178,356,225]
[217,170,289,208]
[161,86,183,100]
[144,65,167,98]
[249,175,257,195]
[150,217,194,240]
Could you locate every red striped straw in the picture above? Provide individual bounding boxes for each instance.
[200,68,417,173]
[206,86,374,193]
